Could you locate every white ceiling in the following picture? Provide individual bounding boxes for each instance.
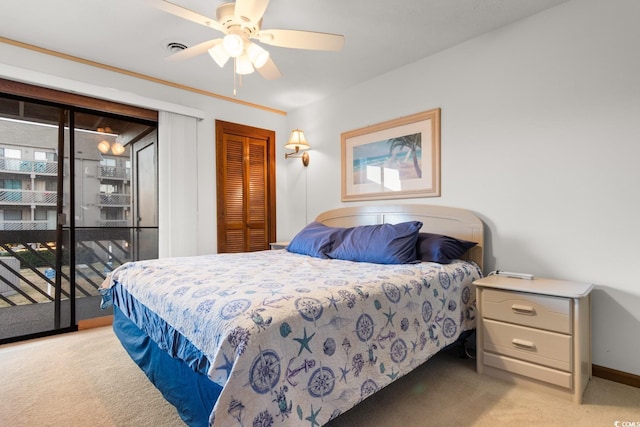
[1,0,569,112]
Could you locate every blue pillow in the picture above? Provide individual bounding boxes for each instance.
[287,222,339,259]
[326,221,422,264]
[416,233,477,264]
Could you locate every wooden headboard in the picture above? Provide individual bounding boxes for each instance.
[315,204,484,270]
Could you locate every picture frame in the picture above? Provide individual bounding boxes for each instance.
[341,108,441,202]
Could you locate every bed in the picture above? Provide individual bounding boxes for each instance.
[100,204,484,427]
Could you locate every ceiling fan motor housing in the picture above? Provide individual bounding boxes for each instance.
[216,2,261,36]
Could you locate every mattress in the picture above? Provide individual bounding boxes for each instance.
[101,249,481,426]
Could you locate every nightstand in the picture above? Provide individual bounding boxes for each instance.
[269,241,289,250]
[474,275,593,403]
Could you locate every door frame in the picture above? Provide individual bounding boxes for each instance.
[131,131,159,261]
[215,120,276,252]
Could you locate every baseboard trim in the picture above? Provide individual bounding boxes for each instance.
[593,364,640,388]
[78,315,113,330]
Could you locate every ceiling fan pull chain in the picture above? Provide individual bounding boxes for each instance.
[233,57,237,96]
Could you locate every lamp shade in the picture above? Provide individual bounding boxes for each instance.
[223,33,244,57]
[208,42,230,67]
[97,140,111,154]
[235,53,255,75]
[284,129,310,151]
[111,142,125,155]
[247,41,269,69]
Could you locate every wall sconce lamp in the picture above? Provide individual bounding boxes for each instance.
[284,129,310,167]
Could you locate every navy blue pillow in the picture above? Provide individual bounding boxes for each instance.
[326,221,422,264]
[287,222,339,259]
[416,233,477,264]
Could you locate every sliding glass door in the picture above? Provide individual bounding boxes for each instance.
[0,90,157,343]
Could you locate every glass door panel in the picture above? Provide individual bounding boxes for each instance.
[71,112,157,322]
[0,97,71,341]
[132,137,158,261]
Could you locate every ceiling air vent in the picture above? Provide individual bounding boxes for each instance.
[166,42,188,53]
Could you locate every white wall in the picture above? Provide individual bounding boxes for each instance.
[286,0,640,375]
[0,44,290,256]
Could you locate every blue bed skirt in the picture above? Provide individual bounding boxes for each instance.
[113,305,222,427]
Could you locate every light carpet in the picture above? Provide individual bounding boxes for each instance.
[1,326,639,426]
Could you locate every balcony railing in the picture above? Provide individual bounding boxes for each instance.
[1,221,51,231]
[0,158,57,175]
[0,228,132,307]
[0,227,158,317]
[98,165,130,181]
[98,220,129,227]
[98,193,130,207]
[0,189,56,205]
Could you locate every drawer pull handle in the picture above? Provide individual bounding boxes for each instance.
[511,304,536,315]
[512,339,536,350]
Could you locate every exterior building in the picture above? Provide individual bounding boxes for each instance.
[0,118,131,232]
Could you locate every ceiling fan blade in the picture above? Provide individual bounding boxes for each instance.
[151,0,225,33]
[257,29,345,51]
[166,39,221,61]
[256,57,282,80]
[234,0,270,25]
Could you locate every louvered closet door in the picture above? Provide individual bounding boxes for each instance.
[216,120,276,253]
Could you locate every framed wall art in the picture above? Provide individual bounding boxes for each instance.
[341,108,440,201]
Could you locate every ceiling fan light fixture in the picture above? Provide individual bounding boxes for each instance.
[235,53,255,75]
[154,0,344,94]
[246,42,269,69]
[208,43,230,67]
[223,33,244,57]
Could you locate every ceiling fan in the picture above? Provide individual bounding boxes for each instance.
[153,0,345,83]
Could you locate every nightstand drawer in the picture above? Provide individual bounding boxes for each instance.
[484,352,573,389]
[482,288,571,334]
[483,319,572,371]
